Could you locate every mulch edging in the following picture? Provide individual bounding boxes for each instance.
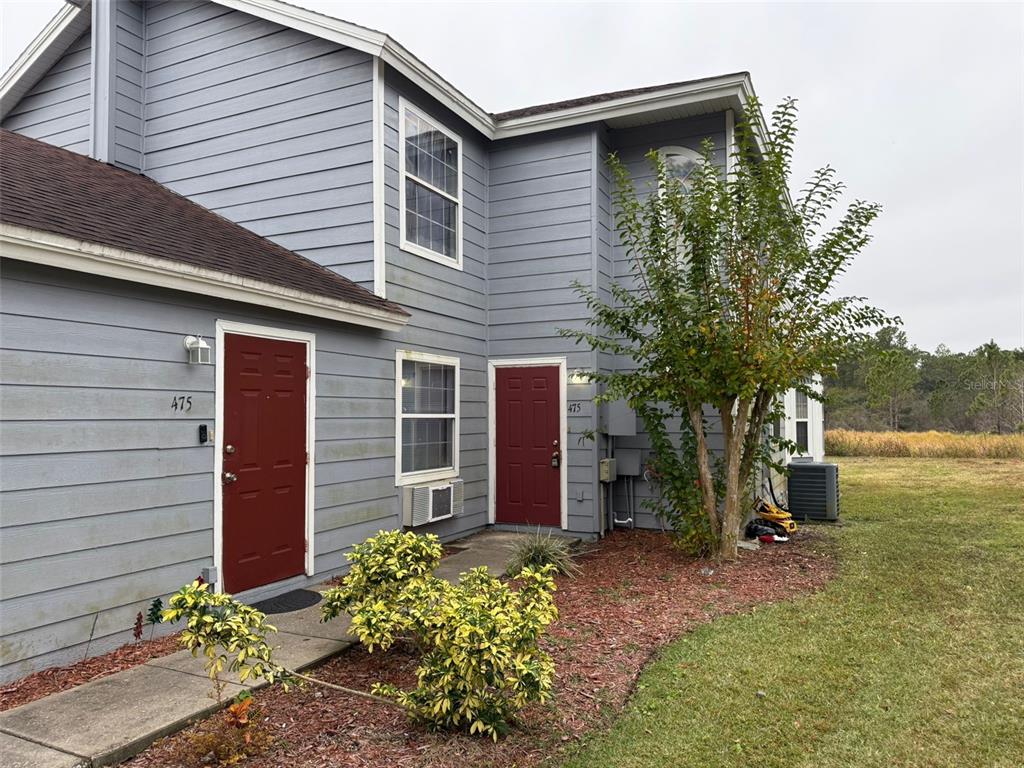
[129,528,836,768]
[0,633,182,712]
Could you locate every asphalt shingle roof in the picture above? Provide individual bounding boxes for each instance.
[0,129,407,318]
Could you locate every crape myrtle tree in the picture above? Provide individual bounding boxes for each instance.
[562,98,893,560]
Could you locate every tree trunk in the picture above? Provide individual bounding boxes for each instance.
[688,402,720,538]
[718,398,749,561]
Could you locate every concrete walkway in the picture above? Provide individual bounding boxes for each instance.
[0,530,561,767]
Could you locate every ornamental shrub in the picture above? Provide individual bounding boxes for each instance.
[321,531,558,738]
[320,529,443,649]
[373,566,558,739]
[162,581,282,699]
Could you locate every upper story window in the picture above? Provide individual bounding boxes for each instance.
[399,99,463,269]
[657,145,704,193]
[395,350,460,485]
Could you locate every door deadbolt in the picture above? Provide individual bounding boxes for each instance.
[224,444,236,454]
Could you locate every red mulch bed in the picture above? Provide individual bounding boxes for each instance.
[0,632,182,712]
[129,529,835,768]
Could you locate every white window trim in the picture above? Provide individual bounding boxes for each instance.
[213,320,317,592]
[398,96,464,270]
[657,145,705,192]
[794,390,810,454]
[783,378,825,463]
[487,357,569,530]
[395,349,461,486]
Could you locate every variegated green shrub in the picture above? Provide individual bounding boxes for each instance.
[320,529,443,650]
[162,581,282,699]
[321,531,559,739]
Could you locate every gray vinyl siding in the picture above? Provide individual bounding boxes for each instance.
[140,2,377,290]
[1,32,92,154]
[114,0,145,171]
[0,261,404,681]
[487,126,600,534]
[381,71,490,537]
[604,114,729,529]
[0,0,746,680]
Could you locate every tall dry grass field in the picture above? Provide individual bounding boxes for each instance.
[825,429,1024,459]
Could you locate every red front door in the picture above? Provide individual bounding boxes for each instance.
[495,366,561,526]
[222,332,308,593]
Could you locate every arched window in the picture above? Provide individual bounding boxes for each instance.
[657,145,704,192]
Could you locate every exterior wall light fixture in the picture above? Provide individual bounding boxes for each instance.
[183,335,212,365]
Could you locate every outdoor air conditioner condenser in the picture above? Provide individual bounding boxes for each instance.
[786,462,840,521]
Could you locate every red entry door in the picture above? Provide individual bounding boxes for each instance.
[222,333,308,593]
[495,366,561,526]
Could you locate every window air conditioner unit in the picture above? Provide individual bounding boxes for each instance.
[402,479,464,527]
[786,462,840,521]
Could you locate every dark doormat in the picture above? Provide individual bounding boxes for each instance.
[252,588,322,615]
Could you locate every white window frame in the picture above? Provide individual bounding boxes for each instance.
[395,349,461,486]
[793,390,810,455]
[398,97,463,270]
[657,145,704,193]
[783,377,825,463]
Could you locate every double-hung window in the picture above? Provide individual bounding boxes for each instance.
[395,350,460,484]
[399,99,462,269]
[794,390,809,454]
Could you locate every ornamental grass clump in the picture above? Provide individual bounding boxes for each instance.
[506,528,582,578]
[321,530,559,739]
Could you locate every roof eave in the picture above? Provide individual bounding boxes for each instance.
[213,0,496,136]
[0,0,90,119]
[493,73,758,139]
[0,223,410,332]
[1,0,765,143]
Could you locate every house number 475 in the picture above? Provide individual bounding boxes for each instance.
[171,395,193,413]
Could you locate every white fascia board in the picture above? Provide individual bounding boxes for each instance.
[0,224,409,332]
[377,40,494,137]
[6,0,763,145]
[493,74,757,140]
[213,0,387,53]
[212,0,495,136]
[0,1,89,119]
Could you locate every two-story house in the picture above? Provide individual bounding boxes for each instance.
[0,0,823,681]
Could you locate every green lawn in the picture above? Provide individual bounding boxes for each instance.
[562,458,1024,768]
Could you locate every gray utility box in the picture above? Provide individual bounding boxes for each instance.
[787,462,840,521]
[606,399,637,436]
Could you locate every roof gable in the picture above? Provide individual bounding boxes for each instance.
[0,0,759,141]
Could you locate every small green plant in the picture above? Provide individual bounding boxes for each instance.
[162,581,282,700]
[322,530,559,739]
[147,597,164,640]
[160,690,274,767]
[506,529,581,578]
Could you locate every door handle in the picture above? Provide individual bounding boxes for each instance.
[223,472,238,484]
[551,451,561,468]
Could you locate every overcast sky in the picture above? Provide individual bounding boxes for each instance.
[3,1,1022,353]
